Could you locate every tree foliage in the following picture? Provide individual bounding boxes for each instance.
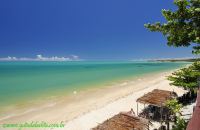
[172,118,187,130]
[166,99,183,115]
[166,99,187,130]
[145,0,200,54]
[168,61,200,90]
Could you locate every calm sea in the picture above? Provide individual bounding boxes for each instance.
[0,61,189,109]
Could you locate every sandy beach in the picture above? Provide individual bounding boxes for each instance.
[0,69,187,130]
[56,71,186,130]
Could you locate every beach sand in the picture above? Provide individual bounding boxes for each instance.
[0,70,187,130]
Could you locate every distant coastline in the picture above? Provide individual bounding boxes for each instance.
[148,58,198,62]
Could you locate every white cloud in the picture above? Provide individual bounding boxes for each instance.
[71,55,79,60]
[0,56,18,61]
[36,54,43,60]
[0,55,80,61]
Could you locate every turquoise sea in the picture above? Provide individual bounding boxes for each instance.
[0,61,189,110]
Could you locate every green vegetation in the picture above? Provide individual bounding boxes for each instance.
[172,118,187,130]
[145,0,200,54]
[144,0,200,129]
[144,0,200,91]
[166,99,187,130]
[168,61,200,91]
[166,99,182,115]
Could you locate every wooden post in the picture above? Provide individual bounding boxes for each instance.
[160,106,163,126]
[137,102,138,116]
[167,121,170,130]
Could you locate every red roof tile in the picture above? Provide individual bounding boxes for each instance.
[187,90,200,130]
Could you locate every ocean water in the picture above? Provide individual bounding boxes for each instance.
[0,61,189,109]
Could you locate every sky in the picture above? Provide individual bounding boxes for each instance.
[0,0,195,60]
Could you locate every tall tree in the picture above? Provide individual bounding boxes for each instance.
[168,61,200,90]
[145,0,200,54]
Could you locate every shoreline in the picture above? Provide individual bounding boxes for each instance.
[56,70,187,130]
[0,66,188,130]
[0,69,184,122]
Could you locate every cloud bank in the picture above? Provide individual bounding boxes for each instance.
[0,55,80,61]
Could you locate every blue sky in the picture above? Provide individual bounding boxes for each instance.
[0,0,195,60]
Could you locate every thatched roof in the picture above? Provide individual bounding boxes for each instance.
[136,89,177,107]
[92,113,150,130]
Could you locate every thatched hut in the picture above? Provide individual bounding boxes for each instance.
[92,113,150,130]
[136,89,177,108]
[136,89,178,129]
